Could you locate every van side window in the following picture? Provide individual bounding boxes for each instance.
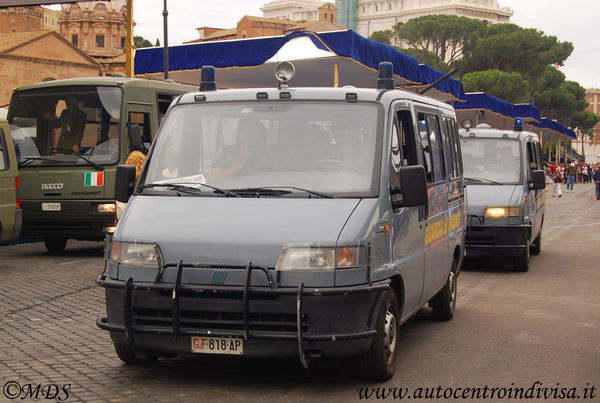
[390,110,417,186]
[0,128,7,170]
[451,119,463,176]
[418,112,445,182]
[441,117,457,179]
[129,112,151,151]
[526,141,538,171]
[157,93,175,124]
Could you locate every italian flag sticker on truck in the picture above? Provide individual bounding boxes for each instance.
[84,172,104,186]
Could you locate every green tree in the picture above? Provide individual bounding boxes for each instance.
[155,38,161,46]
[393,15,486,67]
[465,24,573,79]
[369,30,393,46]
[462,69,530,103]
[134,36,153,48]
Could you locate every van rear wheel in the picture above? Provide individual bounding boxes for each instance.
[430,259,457,321]
[43,237,67,254]
[359,289,400,381]
[113,342,156,365]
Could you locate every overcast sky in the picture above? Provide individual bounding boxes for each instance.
[81,0,599,89]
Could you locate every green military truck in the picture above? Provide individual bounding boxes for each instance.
[7,77,194,253]
[0,118,22,245]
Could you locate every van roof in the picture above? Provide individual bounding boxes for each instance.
[459,125,539,141]
[176,87,456,112]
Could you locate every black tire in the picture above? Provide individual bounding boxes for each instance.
[430,259,458,321]
[530,231,542,255]
[359,290,400,382]
[44,237,67,254]
[513,238,530,272]
[114,342,156,365]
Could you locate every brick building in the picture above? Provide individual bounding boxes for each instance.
[585,88,600,146]
[0,31,101,106]
[189,3,341,43]
[0,6,60,33]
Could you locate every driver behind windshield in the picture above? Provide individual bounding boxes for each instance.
[210,118,270,179]
[44,96,86,153]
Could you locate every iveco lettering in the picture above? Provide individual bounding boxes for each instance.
[97,63,466,381]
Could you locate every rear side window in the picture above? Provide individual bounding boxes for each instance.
[442,117,462,179]
[0,128,7,170]
[418,112,445,182]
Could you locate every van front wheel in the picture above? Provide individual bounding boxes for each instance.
[359,290,400,381]
[513,239,530,272]
[113,342,156,365]
[44,237,67,254]
[530,231,542,255]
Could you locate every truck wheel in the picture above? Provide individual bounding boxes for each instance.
[44,237,67,254]
[114,342,156,365]
[513,239,530,272]
[430,259,457,321]
[359,289,400,381]
[530,231,542,255]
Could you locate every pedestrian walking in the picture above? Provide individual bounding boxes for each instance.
[552,168,562,197]
[593,164,600,200]
[566,162,576,192]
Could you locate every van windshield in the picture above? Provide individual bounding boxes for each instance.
[8,86,122,167]
[460,137,522,184]
[143,101,381,197]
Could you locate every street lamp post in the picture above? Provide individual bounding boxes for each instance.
[163,0,169,80]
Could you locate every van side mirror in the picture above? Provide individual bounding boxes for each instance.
[115,164,136,203]
[530,169,545,190]
[391,165,428,208]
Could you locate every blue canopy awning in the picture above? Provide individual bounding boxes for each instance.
[134,30,466,101]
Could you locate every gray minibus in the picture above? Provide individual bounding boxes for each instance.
[97,63,466,380]
[460,122,546,271]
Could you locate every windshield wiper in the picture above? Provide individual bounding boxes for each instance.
[231,186,335,199]
[464,177,502,185]
[75,154,103,171]
[19,157,69,167]
[139,183,241,197]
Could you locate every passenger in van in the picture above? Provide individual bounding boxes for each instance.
[161,146,180,179]
[44,96,86,153]
[294,123,330,169]
[210,118,269,178]
[311,119,371,172]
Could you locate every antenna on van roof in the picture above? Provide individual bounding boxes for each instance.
[419,67,461,95]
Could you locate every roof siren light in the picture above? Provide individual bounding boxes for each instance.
[377,62,395,90]
[199,66,217,91]
[275,61,295,89]
[514,117,523,132]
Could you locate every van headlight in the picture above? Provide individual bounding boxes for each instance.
[484,206,522,218]
[275,245,367,270]
[108,241,162,267]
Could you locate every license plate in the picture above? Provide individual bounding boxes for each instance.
[191,336,243,355]
[42,203,61,211]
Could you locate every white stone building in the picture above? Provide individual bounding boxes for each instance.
[356,0,512,37]
[261,0,325,21]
